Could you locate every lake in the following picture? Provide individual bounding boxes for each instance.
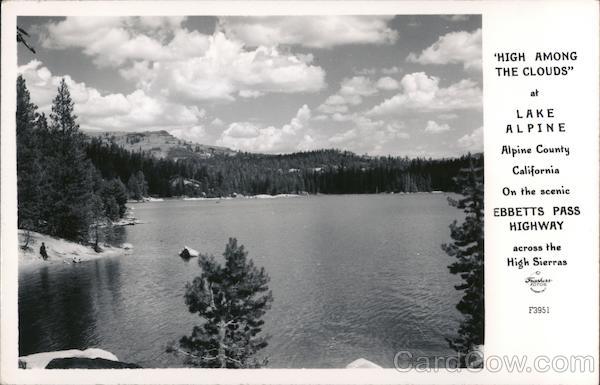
[19,194,464,368]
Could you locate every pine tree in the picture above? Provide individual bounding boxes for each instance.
[127,171,148,200]
[16,75,43,235]
[46,78,95,241]
[171,238,273,368]
[105,178,128,218]
[136,170,149,197]
[442,156,484,367]
[127,173,140,200]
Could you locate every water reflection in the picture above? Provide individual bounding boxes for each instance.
[103,259,123,314]
[19,264,101,354]
[102,225,127,247]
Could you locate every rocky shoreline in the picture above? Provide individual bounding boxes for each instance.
[19,348,141,369]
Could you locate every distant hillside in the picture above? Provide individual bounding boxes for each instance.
[84,130,236,160]
[86,131,483,198]
[83,130,483,198]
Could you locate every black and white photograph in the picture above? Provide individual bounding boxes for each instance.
[14,14,484,370]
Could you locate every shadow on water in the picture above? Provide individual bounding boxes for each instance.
[19,264,102,355]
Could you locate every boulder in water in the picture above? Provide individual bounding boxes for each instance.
[179,246,199,259]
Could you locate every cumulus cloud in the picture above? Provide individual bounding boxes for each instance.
[367,72,481,116]
[211,118,224,126]
[123,32,326,102]
[216,105,312,153]
[458,126,483,151]
[328,117,383,146]
[424,120,450,133]
[317,103,349,114]
[407,29,482,70]
[29,16,482,157]
[220,16,398,48]
[238,90,263,98]
[357,66,401,76]
[339,76,377,100]
[318,76,378,113]
[170,125,207,144]
[41,17,203,67]
[18,60,204,132]
[316,113,409,154]
[215,104,409,155]
[376,76,400,91]
[41,17,326,101]
[223,122,261,138]
[381,66,401,75]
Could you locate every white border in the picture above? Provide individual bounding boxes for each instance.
[2,1,599,384]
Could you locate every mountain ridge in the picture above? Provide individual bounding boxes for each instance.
[83,129,236,160]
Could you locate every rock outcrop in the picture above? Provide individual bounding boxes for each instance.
[179,246,200,259]
[346,358,382,368]
[45,357,141,369]
[19,348,119,369]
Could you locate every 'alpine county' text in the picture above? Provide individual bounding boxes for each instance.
[501,144,570,157]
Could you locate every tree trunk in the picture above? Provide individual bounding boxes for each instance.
[93,225,100,252]
[23,229,31,249]
[217,320,226,368]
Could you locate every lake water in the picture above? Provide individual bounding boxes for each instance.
[19,194,464,368]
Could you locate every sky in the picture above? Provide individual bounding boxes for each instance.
[17,15,482,157]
